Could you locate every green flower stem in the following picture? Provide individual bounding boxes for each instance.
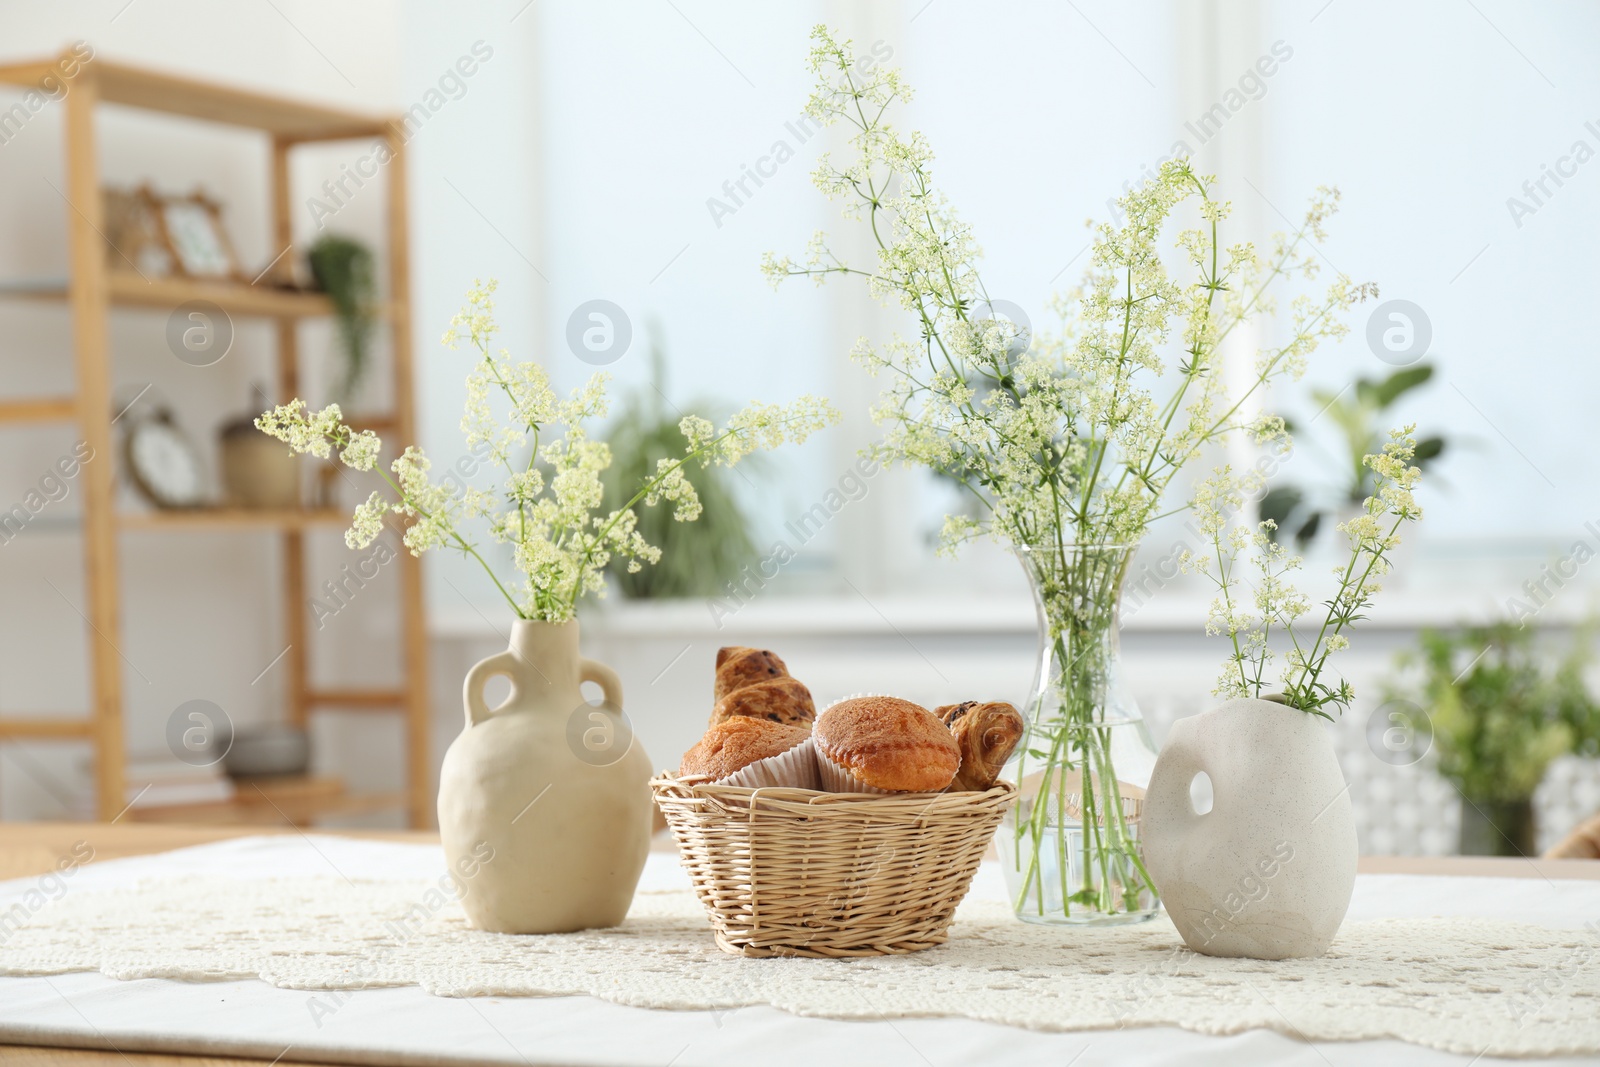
[1289,511,1406,709]
[1010,542,1153,920]
[363,443,524,617]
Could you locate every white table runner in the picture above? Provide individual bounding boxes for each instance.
[1,835,1597,1067]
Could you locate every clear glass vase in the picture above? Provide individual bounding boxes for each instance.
[999,542,1161,926]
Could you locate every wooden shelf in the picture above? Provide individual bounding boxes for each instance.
[0,397,76,423]
[107,272,341,318]
[0,53,392,141]
[0,50,432,828]
[0,272,399,321]
[307,688,407,710]
[124,775,407,827]
[0,717,94,739]
[118,507,349,531]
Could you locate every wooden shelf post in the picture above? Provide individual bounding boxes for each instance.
[270,137,311,733]
[385,127,434,830]
[61,63,127,821]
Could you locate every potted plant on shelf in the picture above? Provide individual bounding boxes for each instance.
[307,234,377,403]
[1141,430,1424,959]
[764,26,1376,926]
[1389,622,1599,856]
[256,281,836,934]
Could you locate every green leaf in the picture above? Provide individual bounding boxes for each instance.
[1259,486,1303,543]
[1414,436,1445,463]
[1294,510,1322,549]
[1372,364,1435,408]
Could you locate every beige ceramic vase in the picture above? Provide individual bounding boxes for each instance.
[437,619,651,934]
[1142,697,1358,960]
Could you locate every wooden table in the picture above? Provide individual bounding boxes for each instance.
[2,822,1596,1065]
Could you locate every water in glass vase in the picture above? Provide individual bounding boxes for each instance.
[998,720,1160,924]
[1000,543,1161,926]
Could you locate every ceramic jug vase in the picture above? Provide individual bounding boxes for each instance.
[437,619,651,934]
[1142,697,1357,960]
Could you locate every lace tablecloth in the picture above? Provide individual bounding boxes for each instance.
[2,835,1598,1066]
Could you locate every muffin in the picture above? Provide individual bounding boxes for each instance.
[678,717,819,789]
[813,696,961,794]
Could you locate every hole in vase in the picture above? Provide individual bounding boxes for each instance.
[1189,771,1214,815]
[483,673,512,712]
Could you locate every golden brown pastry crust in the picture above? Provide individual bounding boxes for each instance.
[1546,810,1600,859]
[678,717,811,781]
[814,696,960,793]
[937,700,1024,791]
[709,676,816,728]
[714,647,791,703]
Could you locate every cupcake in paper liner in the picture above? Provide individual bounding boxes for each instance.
[678,718,818,790]
[723,736,819,790]
[814,695,961,794]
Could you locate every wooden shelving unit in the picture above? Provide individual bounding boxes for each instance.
[126,776,408,826]
[0,49,433,827]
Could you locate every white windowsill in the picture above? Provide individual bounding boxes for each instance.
[429,583,1600,641]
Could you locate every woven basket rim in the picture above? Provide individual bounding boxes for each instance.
[651,773,1016,810]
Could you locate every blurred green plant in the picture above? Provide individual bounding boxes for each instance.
[308,234,376,402]
[601,329,760,598]
[1394,622,1599,803]
[1262,364,1446,547]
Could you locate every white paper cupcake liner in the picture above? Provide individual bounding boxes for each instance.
[815,744,894,794]
[717,736,820,790]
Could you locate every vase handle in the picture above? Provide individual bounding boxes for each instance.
[579,657,624,711]
[1148,726,1209,828]
[463,649,521,729]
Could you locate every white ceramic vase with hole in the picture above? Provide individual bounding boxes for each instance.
[1142,697,1357,959]
[437,618,652,934]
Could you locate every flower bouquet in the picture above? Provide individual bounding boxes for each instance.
[765,27,1376,924]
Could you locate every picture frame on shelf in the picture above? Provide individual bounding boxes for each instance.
[101,185,174,278]
[154,188,242,281]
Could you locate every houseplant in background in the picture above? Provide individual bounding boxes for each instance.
[602,325,761,598]
[1260,363,1446,549]
[765,27,1375,925]
[257,281,837,933]
[1390,622,1599,856]
[1142,429,1424,958]
[308,234,377,402]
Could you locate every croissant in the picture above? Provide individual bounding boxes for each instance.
[936,700,1024,791]
[714,646,789,701]
[709,647,816,728]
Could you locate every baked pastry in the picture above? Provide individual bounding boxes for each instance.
[714,646,791,702]
[813,696,960,793]
[1546,810,1600,859]
[936,701,1024,791]
[710,677,815,728]
[709,647,815,728]
[678,717,818,789]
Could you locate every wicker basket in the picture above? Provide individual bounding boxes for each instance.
[651,775,1016,958]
